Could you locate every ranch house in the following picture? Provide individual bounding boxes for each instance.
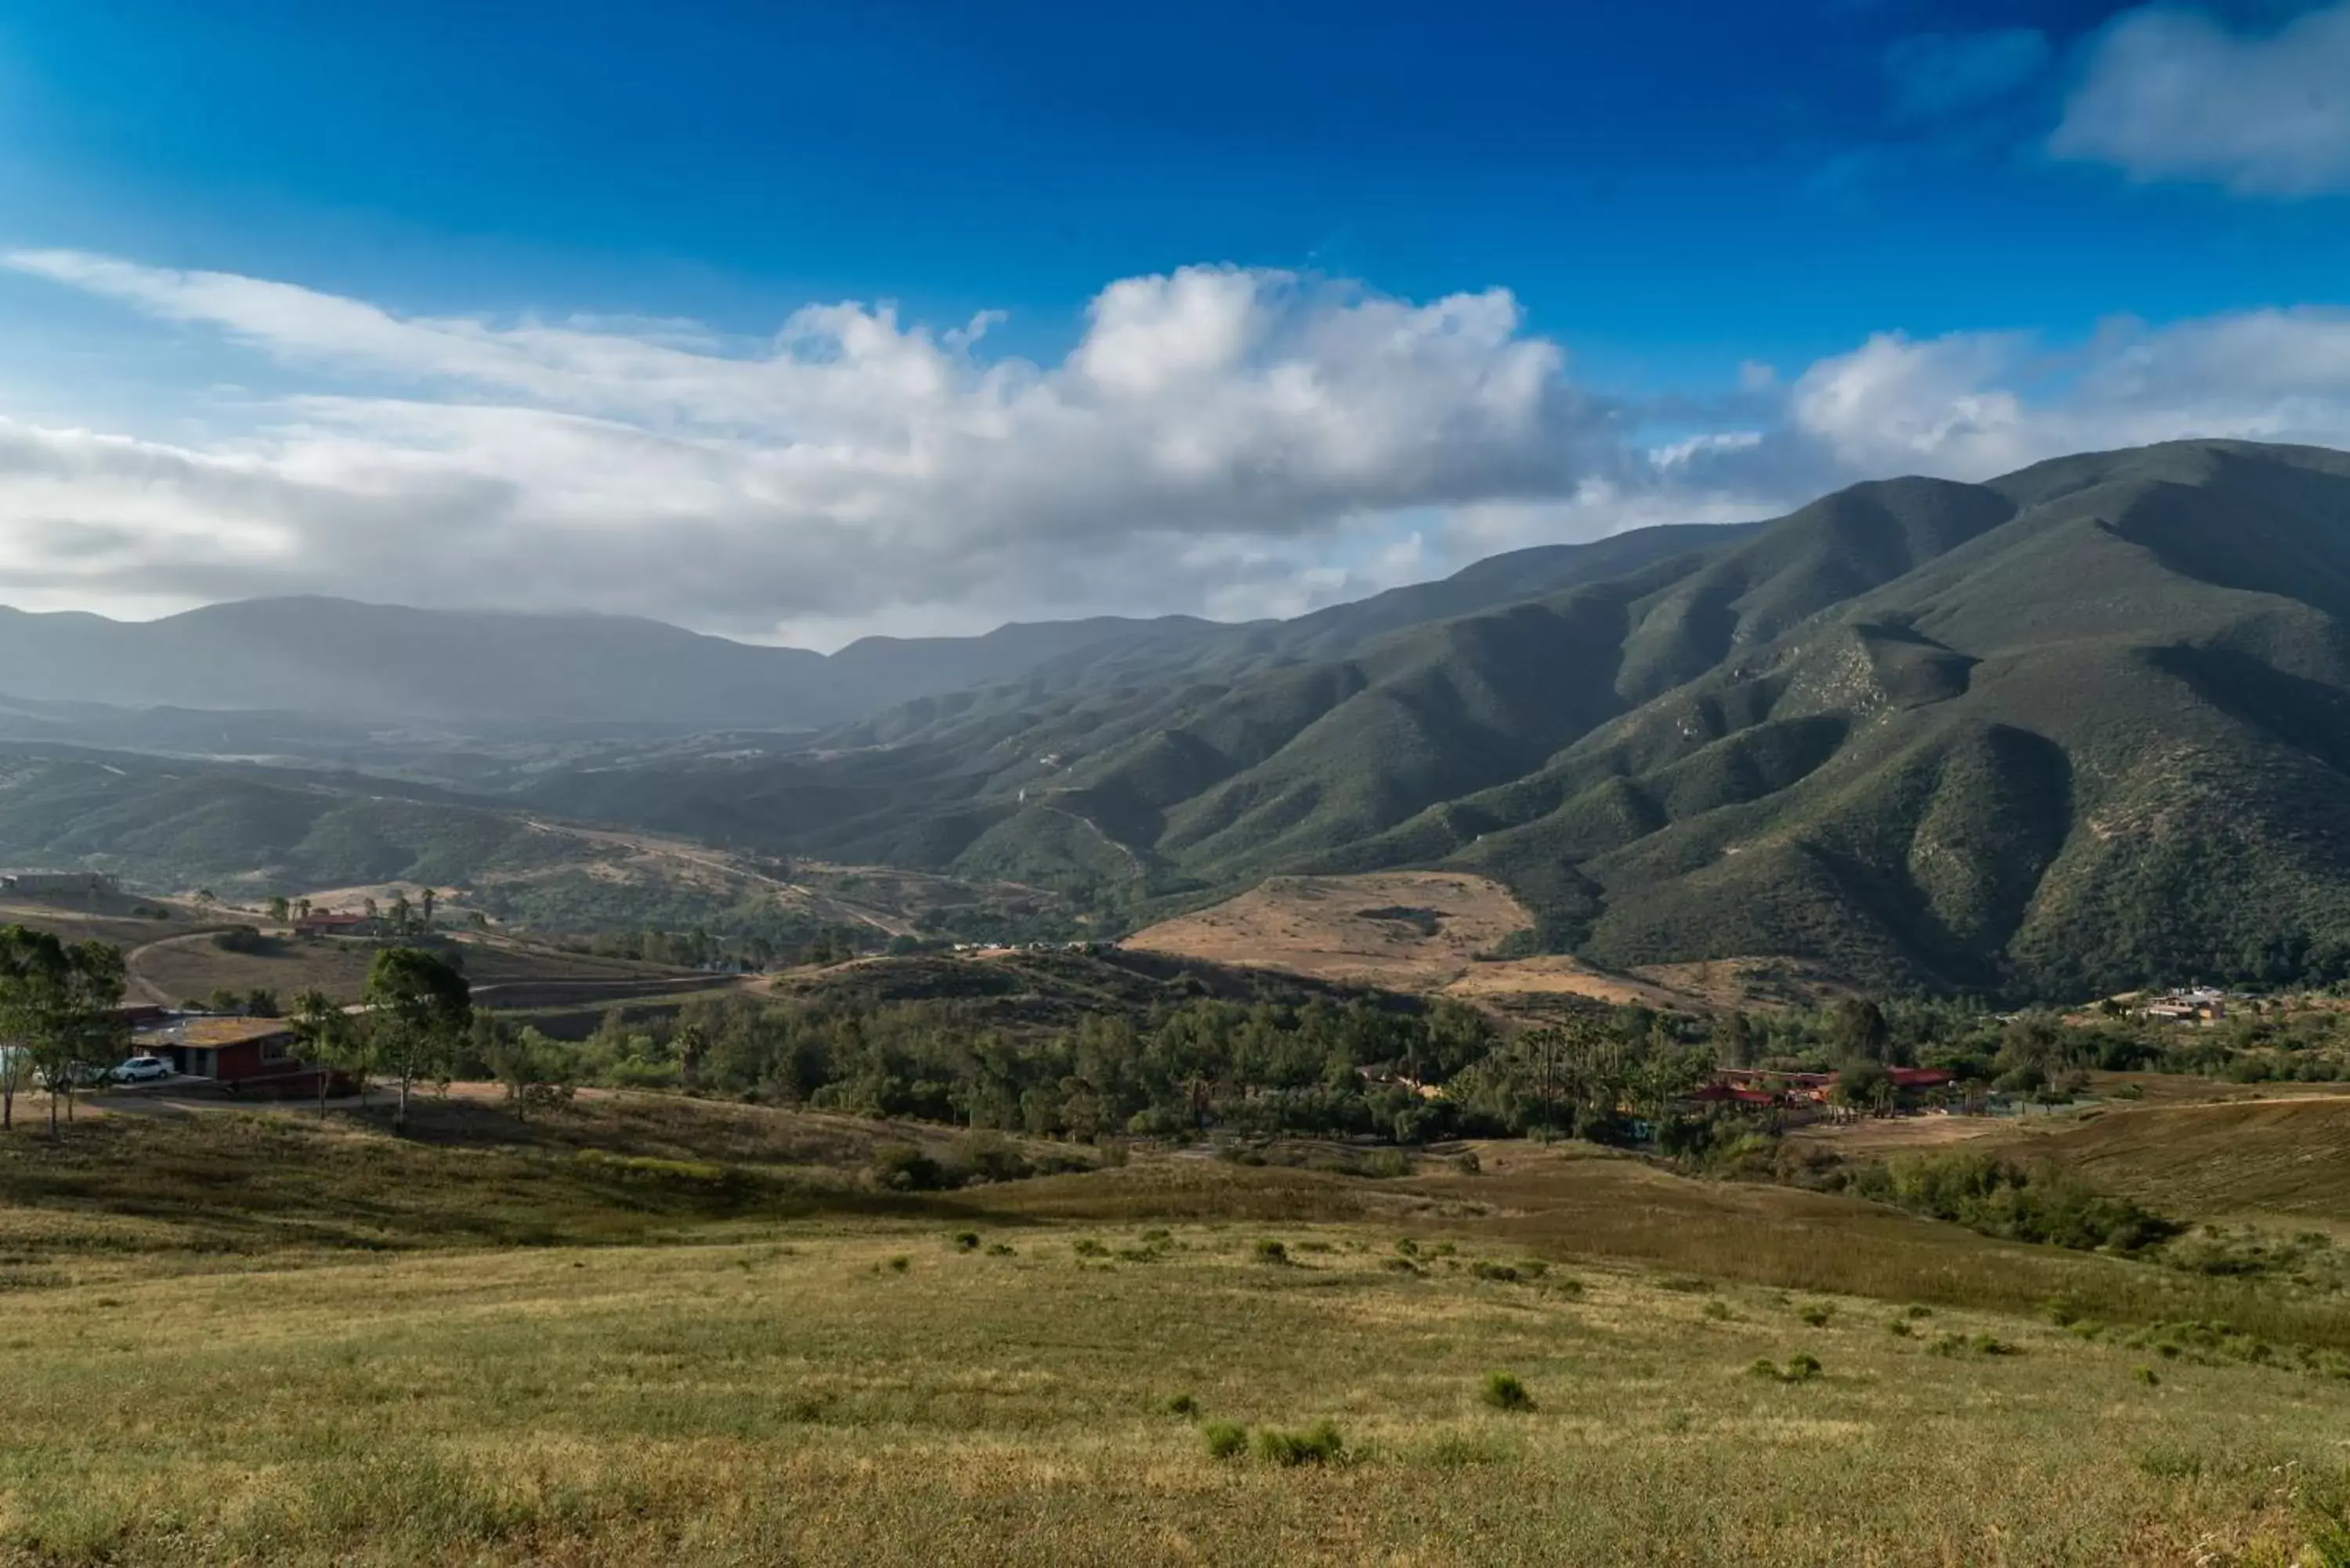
[132,1016,345,1097]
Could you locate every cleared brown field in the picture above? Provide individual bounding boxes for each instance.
[1443,952,1703,1010]
[1125,873,1533,991]
[1124,875,1855,1014]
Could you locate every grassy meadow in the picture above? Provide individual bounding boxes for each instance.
[0,1098,2344,1565]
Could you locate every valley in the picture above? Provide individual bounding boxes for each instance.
[14,439,2350,1004]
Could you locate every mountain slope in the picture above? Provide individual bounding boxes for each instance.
[0,518,1756,734]
[502,439,2350,999]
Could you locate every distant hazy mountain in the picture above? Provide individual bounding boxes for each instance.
[0,518,1756,732]
[510,439,2350,998]
[0,598,854,730]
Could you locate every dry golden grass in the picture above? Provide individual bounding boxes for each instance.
[0,1213,2341,1566]
[2,1106,2347,1563]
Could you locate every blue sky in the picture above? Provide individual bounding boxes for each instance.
[0,0,2347,644]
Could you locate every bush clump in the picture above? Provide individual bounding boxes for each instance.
[1480,1371,1535,1412]
[1253,1239,1290,1266]
[1202,1422,1248,1460]
[1749,1354,1822,1383]
[1256,1421,1347,1466]
[1846,1153,2179,1254]
[949,1230,982,1252]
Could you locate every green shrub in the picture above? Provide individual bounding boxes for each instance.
[870,1143,948,1192]
[1846,1152,2179,1254]
[1798,1304,1833,1328]
[949,1230,982,1252]
[1202,1422,1248,1460]
[1256,1420,1346,1466]
[1749,1355,1821,1383]
[1253,1239,1289,1265]
[1480,1371,1535,1412]
[2299,1467,2350,1568]
[1887,1319,1913,1338]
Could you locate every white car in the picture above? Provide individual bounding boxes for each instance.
[110,1056,172,1084]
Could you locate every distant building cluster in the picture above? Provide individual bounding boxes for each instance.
[2134,986,2231,1024]
[1691,1065,1956,1111]
[1,869,118,895]
[294,911,381,936]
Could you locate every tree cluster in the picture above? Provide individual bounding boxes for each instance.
[0,925,127,1133]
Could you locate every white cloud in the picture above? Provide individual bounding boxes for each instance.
[1782,308,2350,481]
[0,254,1612,641]
[4,251,2350,645]
[2052,2,2350,196]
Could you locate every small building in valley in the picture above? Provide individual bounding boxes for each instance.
[2,869,118,897]
[132,1016,344,1097]
[293,912,379,938]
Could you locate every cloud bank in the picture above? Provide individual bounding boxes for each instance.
[4,251,2350,645]
[2052,2,2350,196]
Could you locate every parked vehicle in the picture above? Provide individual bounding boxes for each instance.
[110,1056,172,1084]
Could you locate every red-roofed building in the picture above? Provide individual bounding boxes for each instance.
[294,912,379,937]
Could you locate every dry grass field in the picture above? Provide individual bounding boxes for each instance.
[2008,1096,2350,1232]
[123,929,703,1007]
[0,1100,2347,1564]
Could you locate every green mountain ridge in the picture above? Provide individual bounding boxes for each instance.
[512,439,2350,998]
[8,439,2350,1000]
